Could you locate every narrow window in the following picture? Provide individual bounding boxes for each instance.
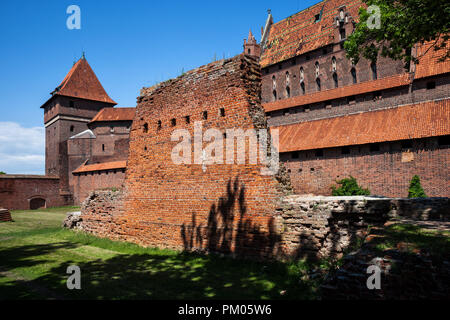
[315,61,320,77]
[272,75,276,90]
[273,90,277,101]
[371,62,377,80]
[316,78,321,91]
[315,13,321,22]
[102,144,105,152]
[286,86,290,98]
[333,73,338,88]
[300,82,305,94]
[171,118,176,126]
[185,115,190,124]
[219,108,225,117]
[157,120,162,130]
[143,123,148,133]
[70,125,74,132]
[339,28,346,40]
[331,56,337,72]
[202,111,208,120]
[351,67,357,84]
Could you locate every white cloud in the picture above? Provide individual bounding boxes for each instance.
[0,122,45,174]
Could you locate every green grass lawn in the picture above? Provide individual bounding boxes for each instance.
[0,207,324,300]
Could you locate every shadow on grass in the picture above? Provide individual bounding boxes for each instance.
[0,241,321,300]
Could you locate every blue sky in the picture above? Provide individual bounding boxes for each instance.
[0,0,317,174]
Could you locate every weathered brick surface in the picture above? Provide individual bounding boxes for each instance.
[0,176,68,210]
[81,55,289,259]
[280,136,450,197]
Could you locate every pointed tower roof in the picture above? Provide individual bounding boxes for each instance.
[46,56,116,106]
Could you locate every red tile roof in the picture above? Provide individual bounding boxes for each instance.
[73,160,127,174]
[90,107,135,123]
[272,99,450,152]
[415,40,450,79]
[51,58,116,104]
[264,73,411,112]
[260,0,364,67]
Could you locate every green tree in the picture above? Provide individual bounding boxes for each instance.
[344,0,450,69]
[0,171,5,175]
[331,176,370,196]
[408,175,427,198]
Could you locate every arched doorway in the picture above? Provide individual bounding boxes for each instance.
[30,198,46,210]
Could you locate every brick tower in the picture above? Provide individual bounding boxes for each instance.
[41,54,116,201]
[243,30,261,58]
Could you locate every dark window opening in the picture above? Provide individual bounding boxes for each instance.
[315,14,321,22]
[30,198,46,210]
[185,116,190,124]
[273,90,277,101]
[102,144,105,152]
[310,168,315,172]
[298,168,303,173]
[171,118,176,126]
[144,146,147,151]
[438,135,450,146]
[220,108,225,117]
[351,68,357,83]
[371,62,377,80]
[316,78,321,91]
[157,120,162,130]
[248,49,251,54]
[333,73,338,88]
[426,81,436,90]
[341,146,350,154]
[339,28,346,40]
[315,149,323,157]
[301,82,306,94]
[70,125,74,132]
[286,86,290,98]
[370,143,380,152]
[143,123,148,133]
[292,152,299,159]
[202,111,208,120]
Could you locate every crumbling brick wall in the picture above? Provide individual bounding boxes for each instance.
[81,54,290,259]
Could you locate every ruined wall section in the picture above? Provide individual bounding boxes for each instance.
[81,54,289,259]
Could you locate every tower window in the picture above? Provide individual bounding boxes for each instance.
[339,28,346,40]
[70,125,74,132]
[316,78,321,91]
[333,73,338,88]
[371,62,377,80]
[315,14,321,22]
[301,82,305,95]
[286,86,290,98]
[202,111,208,120]
[102,144,105,152]
[143,123,148,133]
[171,118,176,127]
[219,108,225,117]
[351,67,357,84]
[185,115,190,124]
[157,120,162,130]
[273,90,277,101]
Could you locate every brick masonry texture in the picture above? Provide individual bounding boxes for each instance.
[77,191,449,260]
[0,176,68,210]
[81,54,290,259]
[0,208,12,222]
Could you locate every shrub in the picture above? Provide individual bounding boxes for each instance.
[331,176,370,196]
[0,171,5,175]
[408,175,427,198]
